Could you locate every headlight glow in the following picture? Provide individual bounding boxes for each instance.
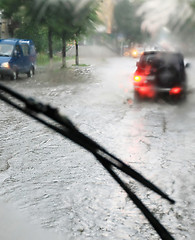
[132,50,138,56]
[1,62,10,68]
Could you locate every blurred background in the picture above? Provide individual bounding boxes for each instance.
[0,1,194,240]
[1,0,195,63]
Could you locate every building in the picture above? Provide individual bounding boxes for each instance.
[97,0,115,34]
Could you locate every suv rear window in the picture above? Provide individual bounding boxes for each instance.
[139,52,184,71]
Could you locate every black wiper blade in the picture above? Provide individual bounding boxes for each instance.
[0,82,175,240]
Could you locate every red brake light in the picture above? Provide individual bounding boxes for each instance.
[138,87,155,98]
[134,75,142,82]
[169,87,182,95]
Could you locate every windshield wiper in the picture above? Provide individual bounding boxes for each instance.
[0,82,175,240]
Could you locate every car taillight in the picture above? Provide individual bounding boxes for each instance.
[138,86,155,98]
[169,87,182,95]
[134,75,142,82]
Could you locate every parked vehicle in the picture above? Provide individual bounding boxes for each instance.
[133,51,189,101]
[0,39,36,80]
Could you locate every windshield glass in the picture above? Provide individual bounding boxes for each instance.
[0,43,14,56]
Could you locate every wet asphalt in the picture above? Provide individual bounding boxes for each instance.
[0,51,194,240]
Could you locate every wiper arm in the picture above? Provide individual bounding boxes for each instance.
[0,83,175,240]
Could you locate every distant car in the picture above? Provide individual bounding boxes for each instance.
[130,47,144,58]
[133,51,189,100]
[0,39,36,80]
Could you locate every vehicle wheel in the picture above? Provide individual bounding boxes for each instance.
[10,71,18,80]
[27,67,34,78]
[0,74,5,80]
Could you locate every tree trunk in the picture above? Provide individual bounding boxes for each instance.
[7,22,15,38]
[61,34,67,68]
[48,27,53,67]
[75,40,79,66]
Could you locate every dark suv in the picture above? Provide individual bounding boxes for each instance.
[133,51,189,100]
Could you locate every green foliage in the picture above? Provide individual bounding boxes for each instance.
[72,64,89,67]
[36,53,61,66]
[113,0,146,44]
[36,52,74,66]
[15,22,48,52]
[0,0,23,18]
[0,0,99,46]
[26,0,99,40]
[0,0,100,67]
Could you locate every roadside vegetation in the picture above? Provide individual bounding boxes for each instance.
[0,0,100,68]
[0,0,150,67]
[2,0,194,68]
[36,53,63,66]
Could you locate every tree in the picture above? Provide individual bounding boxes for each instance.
[137,0,195,53]
[0,0,48,52]
[0,0,25,37]
[113,0,145,47]
[71,1,99,65]
[0,0,100,67]
[26,0,99,67]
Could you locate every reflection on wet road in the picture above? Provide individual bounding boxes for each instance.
[0,56,194,239]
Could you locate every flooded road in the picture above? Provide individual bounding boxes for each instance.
[0,53,194,239]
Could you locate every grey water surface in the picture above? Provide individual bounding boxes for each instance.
[0,52,194,240]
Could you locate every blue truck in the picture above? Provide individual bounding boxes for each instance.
[0,39,36,80]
